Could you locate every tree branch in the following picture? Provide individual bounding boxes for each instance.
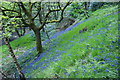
[18,2,30,17]
[33,7,40,20]
[31,2,37,9]
[40,2,72,25]
[1,9,19,13]
[17,2,30,26]
[0,8,7,16]
[58,2,61,9]
[39,1,72,28]
[1,7,21,18]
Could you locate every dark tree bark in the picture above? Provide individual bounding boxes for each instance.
[1,1,72,54]
[34,29,42,53]
[4,38,26,80]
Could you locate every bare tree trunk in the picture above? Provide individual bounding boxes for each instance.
[41,26,45,33]
[4,38,26,80]
[34,29,42,53]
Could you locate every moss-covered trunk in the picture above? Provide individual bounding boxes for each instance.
[34,29,42,53]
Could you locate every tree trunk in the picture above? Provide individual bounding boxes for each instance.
[4,38,26,80]
[34,29,42,53]
[15,28,21,37]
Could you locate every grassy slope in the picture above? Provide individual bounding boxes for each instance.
[25,5,119,78]
[0,33,37,75]
[1,5,119,78]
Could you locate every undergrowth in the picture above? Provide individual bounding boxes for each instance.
[1,5,119,78]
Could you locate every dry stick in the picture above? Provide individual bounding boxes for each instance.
[4,38,26,80]
[0,71,8,78]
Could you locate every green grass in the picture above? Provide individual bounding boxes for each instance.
[0,33,36,58]
[0,33,36,74]
[1,5,119,78]
[25,5,119,78]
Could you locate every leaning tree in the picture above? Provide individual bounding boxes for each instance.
[0,16,26,80]
[1,0,72,53]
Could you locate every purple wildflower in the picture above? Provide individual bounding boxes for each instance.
[99,62,105,64]
[81,66,86,68]
[58,66,60,68]
[91,66,95,68]
[82,73,84,76]
[94,70,96,72]
[64,72,70,76]
[83,70,86,72]
[90,62,94,64]
[105,69,109,72]
[107,53,111,55]
[80,39,84,42]
[109,45,114,48]
[115,62,119,65]
[111,64,114,67]
[100,51,104,53]
[104,58,110,61]
[100,42,103,44]
[68,54,71,56]
[112,41,115,43]
[98,69,102,72]
[116,56,119,59]
[99,48,102,50]
[94,57,99,61]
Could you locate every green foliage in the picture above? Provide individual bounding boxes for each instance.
[1,16,21,38]
[25,5,118,78]
[66,2,91,20]
[1,4,119,78]
[0,34,36,58]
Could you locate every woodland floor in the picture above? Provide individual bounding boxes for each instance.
[0,5,119,78]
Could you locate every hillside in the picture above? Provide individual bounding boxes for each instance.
[0,5,119,78]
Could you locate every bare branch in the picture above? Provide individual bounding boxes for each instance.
[1,6,19,14]
[32,11,39,20]
[1,9,19,13]
[31,2,37,9]
[0,7,21,18]
[58,2,61,9]
[39,1,72,28]
[32,2,40,20]
[18,2,30,17]
[17,2,30,26]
